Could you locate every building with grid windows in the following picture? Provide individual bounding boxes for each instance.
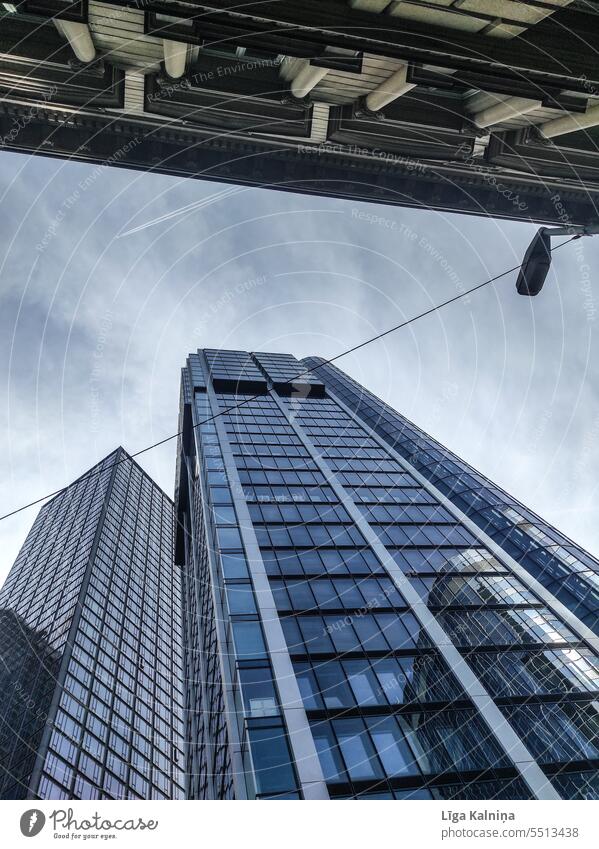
[175,348,599,801]
[0,447,185,800]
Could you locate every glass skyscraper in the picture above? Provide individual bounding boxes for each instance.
[0,448,185,801]
[3,352,599,802]
[175,349,599,801]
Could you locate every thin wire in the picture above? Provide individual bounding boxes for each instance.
[0,236,577,523]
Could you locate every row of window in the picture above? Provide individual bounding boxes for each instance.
[248,502,350,525]
[226,432,303,446]
[326,458,406,474]
[238,469,326,486]
[408,573,538,608]
[243,484,338,503]
[372,523,476,548]
[235,454,319,471]
[504,701,599,765]
[225,424,293,436]
[465,648,599,698]
[391,547,507,575]
[311,711,507,785]
[335,471,421,488]
[254,523,366,549]
[270,575,406,613]
[262,548,384,577]
[234,443,307,457]
[323,445,401,460]
[281,611,427,656]
[295,424,366,438]
[295,654,463,710]
[332,776,533,800]
[359,503,454,524]
[436,607,578,648]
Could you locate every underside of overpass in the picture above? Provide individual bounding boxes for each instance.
[1,0,599,223]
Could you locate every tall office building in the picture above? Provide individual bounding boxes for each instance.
[3,353,599,802]
[176,348,599,801]
[0,448,185,800]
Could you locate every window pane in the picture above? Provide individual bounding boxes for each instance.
[217,527,243,549]
[326,617,361,652]
[366,716,420,777]
[372,658,405,705]
[352,615,388,651]
[220,554,248,579]
[375,614,411,650]
[333,718,384,781]
[213,506,237,524]
[232,621,266,660]
[226,584,257,615]
[312,724,345,783]
[239,667,279,717]
[298,618,334,654]
[210,487,232,505]
[248,727,296,794]
[314,661,355,709]
[287,580,316,611]
[294,664,323,710]
[343,659,381,706]
[281,618,303,653]
[333,579,364,608]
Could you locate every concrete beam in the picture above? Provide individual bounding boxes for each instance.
[472,96,542,128]
[286,59,329,99]
[365,64,415,112]
[163,39,188,79]
[540,103,599,138]
[54,20,96,64]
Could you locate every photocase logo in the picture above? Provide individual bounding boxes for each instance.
[18,808,158,839]
[20,810,46,837]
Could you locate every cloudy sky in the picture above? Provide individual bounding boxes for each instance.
[1,148,598,583]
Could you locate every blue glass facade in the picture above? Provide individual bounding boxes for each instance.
[176,349,599,800]
[4,351,599,801]
[305,358,599,636]
[0,448,185,800]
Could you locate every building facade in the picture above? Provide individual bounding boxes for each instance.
[1,1,599,225]
[176,348,599,801]
[3,353,599,801]
[0,447,185,800]
[304,358,599,637]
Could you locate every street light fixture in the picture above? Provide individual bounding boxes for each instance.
[516,224,599,296]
